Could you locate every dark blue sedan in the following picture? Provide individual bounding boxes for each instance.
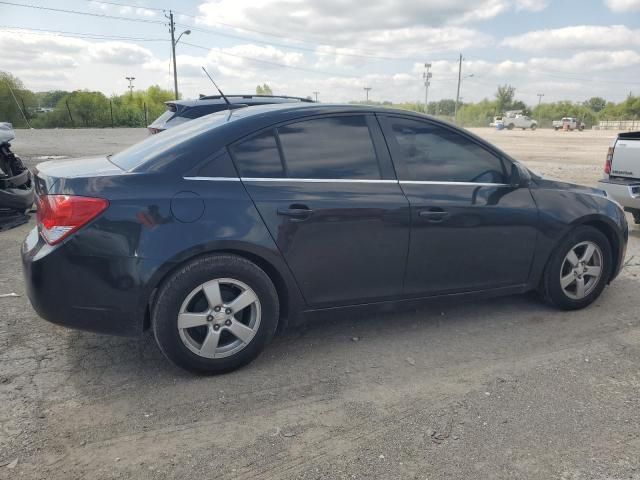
[22,104,628,373]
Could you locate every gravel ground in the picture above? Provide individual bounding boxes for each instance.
[1,127,640,480]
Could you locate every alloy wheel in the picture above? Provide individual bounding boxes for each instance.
[559,241,603,300]
[177,278,261,359]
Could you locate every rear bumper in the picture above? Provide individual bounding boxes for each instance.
[21,227,149,337]
[598,177,640,211]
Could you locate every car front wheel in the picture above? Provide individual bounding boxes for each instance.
[541,226,612,310]
[153,254,279,374]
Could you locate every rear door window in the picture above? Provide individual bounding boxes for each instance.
[277,116,381,179]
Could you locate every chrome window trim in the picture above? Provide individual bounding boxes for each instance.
[183,176,509,187]
[400,180,510,187]
[241,177,398,184]
[183,176,241,182]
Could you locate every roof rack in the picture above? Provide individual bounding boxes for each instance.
[197,94,314,102]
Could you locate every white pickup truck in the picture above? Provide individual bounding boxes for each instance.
[552,117,585,131]
[598,131,640,223]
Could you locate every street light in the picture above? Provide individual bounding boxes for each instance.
[176,29,191,45]
[313,91,319,102]
[125,76,135,98]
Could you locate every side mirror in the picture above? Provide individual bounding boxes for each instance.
[509,162,531,188]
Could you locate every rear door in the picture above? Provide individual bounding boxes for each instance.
[232,114,410,308]
[379,114,538,296]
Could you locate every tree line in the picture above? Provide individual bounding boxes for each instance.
[2,70,639,129]
[355,84,640,128]
[1,71,174,128]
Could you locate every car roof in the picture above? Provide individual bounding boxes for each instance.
[169,95,313,108]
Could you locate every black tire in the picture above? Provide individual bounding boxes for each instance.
[540,226,612,310]
[152,254,279,374]
[531,124,537,131]
[507,123,515,130]
[554,127,560,131]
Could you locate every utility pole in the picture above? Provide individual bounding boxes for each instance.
[454,53,462,123]
[125,76,135,98]
[313,91,319,102]
[423,63,432,114]
[364,87,372,103]
[537,93,544,106]
[168,10,178,100]
[166,10,190,100]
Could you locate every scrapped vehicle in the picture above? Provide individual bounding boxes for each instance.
[553,117,585,131]
[23,104,628,374]
[598,131,640,223]
[0,122,34,229]
[147,94,314,134]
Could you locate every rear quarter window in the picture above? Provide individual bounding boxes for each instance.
[229,129,284,178]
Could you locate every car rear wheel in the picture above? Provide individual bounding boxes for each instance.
[507,123,515,130]
[541,226,612,310]
[152,254,279,374]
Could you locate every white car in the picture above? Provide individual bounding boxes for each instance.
[502,115,537,130]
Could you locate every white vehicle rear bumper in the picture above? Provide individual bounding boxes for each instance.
[598,177,640,211]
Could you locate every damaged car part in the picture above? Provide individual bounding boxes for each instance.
[0,122,34,230]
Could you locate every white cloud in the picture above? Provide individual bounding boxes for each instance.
[89,42,154,65]
[515,0,549,11]
[195,0,538,57]
[502,25,640,52]
[605,0,640,11]
[88,1,158,17]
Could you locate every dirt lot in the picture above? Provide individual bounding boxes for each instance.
[2,128,640,480]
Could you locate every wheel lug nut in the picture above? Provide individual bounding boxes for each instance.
[213,306,222,312]
[225,319,232,326]
[207,315,214,322]
[213,324,220,331]
[225,308,232,315]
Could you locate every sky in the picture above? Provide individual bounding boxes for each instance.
[1,0,640,105]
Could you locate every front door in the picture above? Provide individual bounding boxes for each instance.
[231,114,410,308]
[379,115,538,296]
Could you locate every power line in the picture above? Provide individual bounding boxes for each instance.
[80,0,165,13]
[0,25,167,42]
[79,0,441,62]
[0,1,165,24]
[181,41,358,78]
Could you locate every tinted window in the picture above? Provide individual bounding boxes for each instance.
[277,116,381,179]
[194,150,238,178]
[181,105,224,119]
[387,117,506,183]
[229,129,284,178]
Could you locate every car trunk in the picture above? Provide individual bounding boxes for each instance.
[33,156,124,196]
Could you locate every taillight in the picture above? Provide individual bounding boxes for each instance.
[605,146,614,174]
[36,195,109,245]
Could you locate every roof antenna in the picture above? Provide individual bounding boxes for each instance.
[202,66,231,107]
